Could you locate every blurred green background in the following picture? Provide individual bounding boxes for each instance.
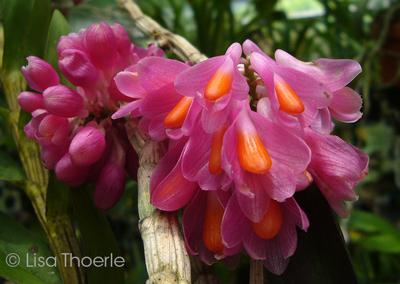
[1,0,400,283]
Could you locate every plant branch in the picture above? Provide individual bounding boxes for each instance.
[117,0,207,65]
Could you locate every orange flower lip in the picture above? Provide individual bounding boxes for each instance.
[203,191,225,255]
[275,75,305,115]
[252,199,283,239]
[237,130,272,174]
[164,96,193,128]
[204,68,233,102]
[209,124,228,175]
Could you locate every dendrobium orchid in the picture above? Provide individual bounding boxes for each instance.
[19,21,369,276]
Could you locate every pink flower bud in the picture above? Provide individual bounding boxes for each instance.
[58,49,99,88]
[69,126,106,166]
[41,143,69,170]
[93,163,127,210]
[85,22,118,73]
[24,120,35,139]
[56,36,85,57]
[18,91,45,113]
[111,23,132,63]
[55,153,92,187]
[43,85,84,117]
[21,56,59,92]
[37,114,70,146]
[87,132,113,183]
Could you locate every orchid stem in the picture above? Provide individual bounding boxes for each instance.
[125,119,191,284]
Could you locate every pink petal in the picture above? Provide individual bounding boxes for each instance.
[197,165,225,191]
[260,162,297,202]
[310,107,334,134]
[180,99,202,137]
[201,102,231,134]
[262,238,290,275]
[222,192,251,248]
[329,87,363,122]
[251,112,311,173]
[275,49,362,92]
[225,42,242,65]
[148,115,168,141]
[114,71,147,99]
[311,170,350,218]
[282,197,309,231]
[175,56,226,97]
[276,218,297,259]
[111,99,142,119]
[138,57,189,93]
[273,65,333,108]
[150,140,198,211]
[181,122,212,181]
[140,83,182,118]
[236,176,271,223]
[182,189,207,255]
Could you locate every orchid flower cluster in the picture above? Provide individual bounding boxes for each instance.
[19,22,368,275]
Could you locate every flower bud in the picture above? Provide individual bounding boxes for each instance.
[37,114,70,146]
[55,153,92,187]
[111,23,132,63]
[69,126,106,166]
[57,36,85,57]
[58,49,99,88]
[43,85,84,117]
[85,22,117,73]
[93,163,127,210]
[21,56,59,92]
[41,143,69,170]
[18,91,45,113]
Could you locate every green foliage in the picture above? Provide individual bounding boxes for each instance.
[70,185,125,284]
[0,151,26,181]
[0,211,61,284]
[348,210,400,283]
[348,210,400,254]
[44,10,73,87]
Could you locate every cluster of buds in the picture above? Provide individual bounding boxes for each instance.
[19,22,368,274]
[18,22,163,210]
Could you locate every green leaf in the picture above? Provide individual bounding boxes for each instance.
[265,185,359,284]
[348,210,400,254]
[46,171,73,222]
[71,186,125,284]
[0,211,61,284]
[44,10,73,87]
[2,0,34,73]
[24,0,52,59]
[0,151,26,181]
